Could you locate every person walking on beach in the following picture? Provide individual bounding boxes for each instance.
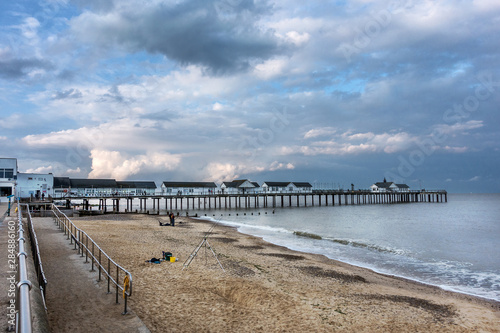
[170,213,175,227]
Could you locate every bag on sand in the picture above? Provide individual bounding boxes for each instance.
[146,257,161,264]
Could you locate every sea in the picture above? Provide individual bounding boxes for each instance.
[191,193,500,302]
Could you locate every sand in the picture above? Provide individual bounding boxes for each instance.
[56,213,500,332]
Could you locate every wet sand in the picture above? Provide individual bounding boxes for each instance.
[60,213,499,332]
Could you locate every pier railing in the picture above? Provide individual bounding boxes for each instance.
[16,205,33,333]
[50,204,133,314]
[24,205,48,311]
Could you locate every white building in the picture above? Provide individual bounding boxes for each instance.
[0,158,17,202]
[69,178,118,197]
[16,173,54,199]
[261,182,313,193]
[370,179,410,193]
[161,181,218,195]
[116,181,157,196]
[220,179,260,194]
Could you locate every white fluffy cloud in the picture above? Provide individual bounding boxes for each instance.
[89,149,181,180]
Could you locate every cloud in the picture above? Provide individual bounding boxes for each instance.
[468,176,480,182]
[52,88,83,100]
[285,129,416,156]
[0,58,54,80]
[88,149,181,180]
[303,127,337,139]
[70,0,286,74]
[24,165,54,174]
[432,120,484,136]
[203,160,294,182]
[269,161,295,171]
[253,57,289,80]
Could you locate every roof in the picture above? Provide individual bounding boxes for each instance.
[116,181,157,189]
[293,182,312,188]
[162,181,217,188]
[54,177,71,188]
[263,181,312,187]
[70,178,118,188]
[262,181,290,187]
[373,182,409,189]
[222,179,259,188]
[373,182,394,188]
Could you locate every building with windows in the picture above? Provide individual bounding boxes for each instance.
[161,181,218,195]
[220,179,260,194]
[116,181,157,196]
[53,177,72,197]
[0,158,18,202]
[370,178,410,193]
[69,178,118,197]
[16,173,54,199]
[261,181,313,193]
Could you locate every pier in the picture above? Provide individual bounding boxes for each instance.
[57,190,447,214]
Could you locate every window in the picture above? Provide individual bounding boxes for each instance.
[0,168,14,178]
[0,186,13,196]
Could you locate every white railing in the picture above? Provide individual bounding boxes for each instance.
[16,205,33,333]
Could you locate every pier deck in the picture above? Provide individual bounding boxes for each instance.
[51,190,447,214]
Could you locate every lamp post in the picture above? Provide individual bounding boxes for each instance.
[7,194,14,216]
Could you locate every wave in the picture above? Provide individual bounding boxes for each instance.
[293,231,322,240]
[195,215,292,235]
[326,237,408,256]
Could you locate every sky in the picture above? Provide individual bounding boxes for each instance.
[0,0,499,193]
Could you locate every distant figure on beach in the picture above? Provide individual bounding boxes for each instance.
[170,213,175,227]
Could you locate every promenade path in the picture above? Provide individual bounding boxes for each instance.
[1,203,149,332]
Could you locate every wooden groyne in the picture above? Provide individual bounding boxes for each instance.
[57,190,447,213]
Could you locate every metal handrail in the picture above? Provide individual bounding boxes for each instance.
[24,205,48,311]
[50,204,132,314]
[17,205,33,333]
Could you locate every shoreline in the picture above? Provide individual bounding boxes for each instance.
[66,213,499,332]
[206,217,500,308]
[197,215,500,305]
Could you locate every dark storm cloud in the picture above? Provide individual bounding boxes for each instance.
[71,0,285,74]
[0,58,54,79]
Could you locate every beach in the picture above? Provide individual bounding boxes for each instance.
[63,213,499,332]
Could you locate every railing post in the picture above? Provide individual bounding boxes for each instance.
[98,250,102,281]
[116,266,119,304]
[123,292,128,315]
[73,227,77,250]
[91,243,95,271]
[80,232,85,257]
[85,237,89,262]
[107,259,111,293]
